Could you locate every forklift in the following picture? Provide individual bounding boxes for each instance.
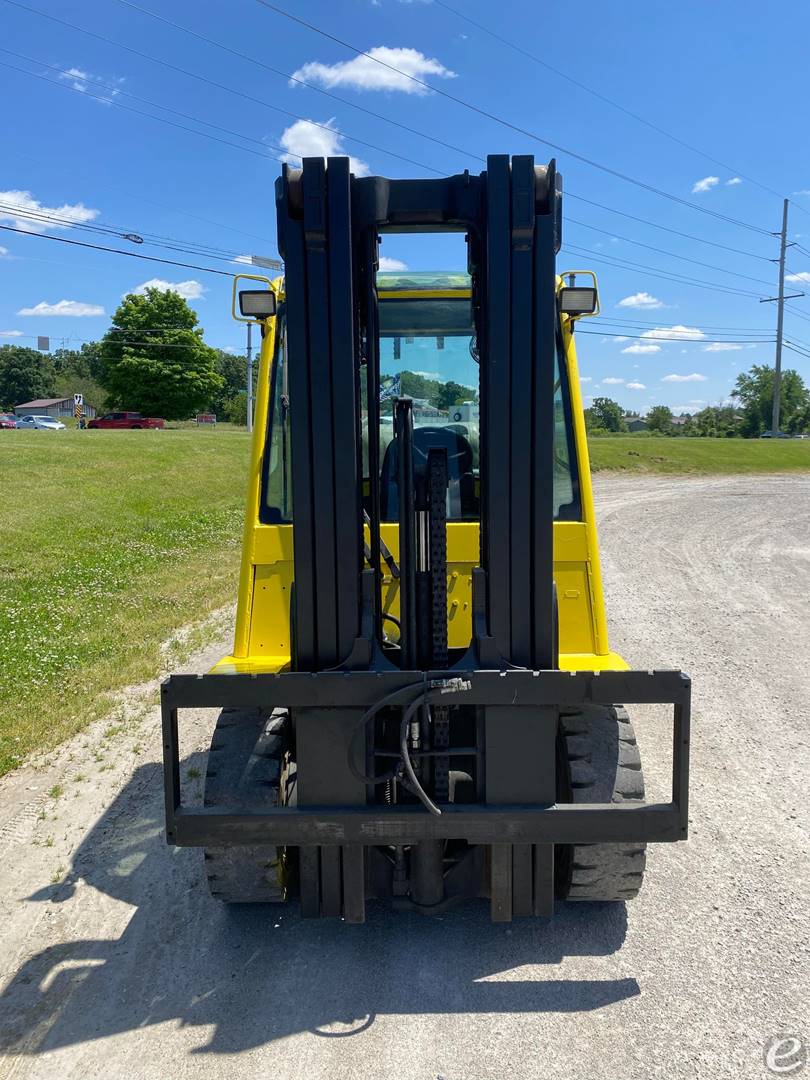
[161,155,690,922]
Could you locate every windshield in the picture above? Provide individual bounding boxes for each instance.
[261,272,580,524]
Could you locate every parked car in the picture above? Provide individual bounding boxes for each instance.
[87,411,165,429]
[15,415,66,431]
[759,430,791,439]
[0,413,17,429]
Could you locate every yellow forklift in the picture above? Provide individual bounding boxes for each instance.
[162,156,690,922]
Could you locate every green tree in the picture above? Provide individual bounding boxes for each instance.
[99,288,222,420]
[586,397,626,433]
[0,345,56,410]
[732,364,808,437]
[789,399,810,435]
[51,342,105,382]
[209,348,254,418]
[646,405,673,434]
[221,391,248,425]
[683,406,740,438]
[436,380,472,411]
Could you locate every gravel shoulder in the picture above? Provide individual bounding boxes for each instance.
[0,474,808,1080]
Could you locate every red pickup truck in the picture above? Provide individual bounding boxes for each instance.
[88,411,165,430]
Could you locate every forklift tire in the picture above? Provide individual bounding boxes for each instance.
[556,705,647,902]
[203,708,291,903]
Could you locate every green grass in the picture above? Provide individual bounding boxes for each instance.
[588,436,810,474]
[0,429,250,776]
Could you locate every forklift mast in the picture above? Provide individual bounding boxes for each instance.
[277,154,560,674]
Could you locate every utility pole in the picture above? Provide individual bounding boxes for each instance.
[246,321,254,434]
[761,200,803,436]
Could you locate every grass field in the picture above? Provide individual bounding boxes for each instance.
[1,428,809,776]
[0,429,251,776]
[588,436,810,474]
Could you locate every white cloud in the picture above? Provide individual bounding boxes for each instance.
[662,373,708,383]
[58,67,124,104]
[622,343,661,355]
[786,271,810,284]
[692,176,720,194]
[279,118,369,177]
[617,291,664,310]
[17,299,104,317]
[687,399,706,406]
[59,67,90,92]
[130,278,204,300]
[0,189,99,234]
[601,377,624,385]
[702,342,744,352]
[792,189,810,197]
[291,46,455,95]
[0,329,24,336]
[379,256,408,271]
[626,381,646,390]
[223,346,238,354]
[412,370,442,379]
[726,177,743,186]
[0,245,9,258]
[580,376,592,383]
[641,325,705,342]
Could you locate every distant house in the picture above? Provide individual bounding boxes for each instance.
[14,397,97,419]
[624,416,648,432]
[670,414,690,428]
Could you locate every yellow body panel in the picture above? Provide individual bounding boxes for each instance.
[212,282,625,675]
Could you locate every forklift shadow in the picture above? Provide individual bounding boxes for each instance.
[0,763,639,1058]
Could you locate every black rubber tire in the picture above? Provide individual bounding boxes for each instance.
[556,705,647,902]
[203,708,291,903]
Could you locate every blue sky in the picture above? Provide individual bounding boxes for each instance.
[2,0,810,412]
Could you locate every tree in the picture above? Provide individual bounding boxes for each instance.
[732,364,809,437]
[436,380,472,410]
[586,397,626,433]
[209,348,254,419]
[646,405,673,434]
[51,342,105,382]
[683,406,740,438]
[0,345,56,410]
[99,288,222,420]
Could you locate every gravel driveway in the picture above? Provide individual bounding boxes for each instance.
[0,473,808,1080]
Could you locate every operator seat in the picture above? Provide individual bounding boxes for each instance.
[380,425,476,521]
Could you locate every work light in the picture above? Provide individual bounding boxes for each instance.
[559,286,599,316]
[238,289,277,318]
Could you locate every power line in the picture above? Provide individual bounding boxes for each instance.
[432,0,787,203]
[578,329,774,344]
[113,0,480,166]
[1,0,453,175]
[567,217,775,286]
[257,0,772,236]
[564,244,765,298]
[566,193,773,262]
[0,59,287,167]
[0,223,238,277]
[593,314,774,330]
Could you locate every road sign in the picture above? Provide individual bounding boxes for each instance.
[74,393,83,407]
